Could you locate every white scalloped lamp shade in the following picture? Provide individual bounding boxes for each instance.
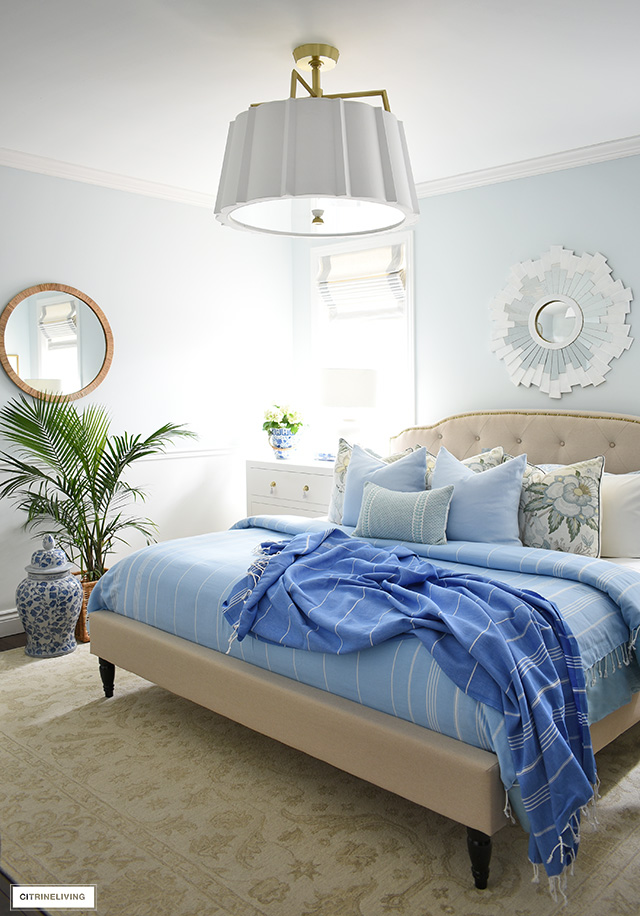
[215,97,420,237]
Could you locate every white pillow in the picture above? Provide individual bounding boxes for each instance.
[600,473,640,558]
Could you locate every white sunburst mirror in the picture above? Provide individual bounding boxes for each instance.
[490,246,633,398]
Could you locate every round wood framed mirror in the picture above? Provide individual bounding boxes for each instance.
[0,283,114,400]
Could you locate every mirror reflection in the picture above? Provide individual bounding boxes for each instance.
[534,299,583,345]
[0,284,113,400]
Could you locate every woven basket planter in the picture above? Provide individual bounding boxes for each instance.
[72,574,104,643]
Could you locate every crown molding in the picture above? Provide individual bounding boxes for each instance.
[0,147,215,208]
[2,134,640,206]
[415,134,640,198]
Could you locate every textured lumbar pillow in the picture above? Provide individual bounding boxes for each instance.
[353,482,454,545]
[431,447,526,544]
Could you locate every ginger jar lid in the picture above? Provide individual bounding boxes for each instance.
[26,535,73,575]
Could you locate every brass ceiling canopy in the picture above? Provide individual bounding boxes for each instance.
[288,44,390,112]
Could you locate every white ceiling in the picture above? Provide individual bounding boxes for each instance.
[2,0,640,198]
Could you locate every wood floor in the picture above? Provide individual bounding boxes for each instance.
[0,632,27,651]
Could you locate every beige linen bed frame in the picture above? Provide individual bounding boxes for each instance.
[90,408,640,888]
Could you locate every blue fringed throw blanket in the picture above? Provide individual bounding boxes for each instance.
[223,528,597,881]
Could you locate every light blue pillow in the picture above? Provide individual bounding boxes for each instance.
[342,444,428,527]
[431,447,527,545]
[353,482,454,544]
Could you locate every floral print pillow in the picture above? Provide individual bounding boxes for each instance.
[520,457,605,556]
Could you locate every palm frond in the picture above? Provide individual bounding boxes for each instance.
[0,396,196,579]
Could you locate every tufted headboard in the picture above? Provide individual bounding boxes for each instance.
[389,409,640,474]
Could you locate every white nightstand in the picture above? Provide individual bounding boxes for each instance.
[246,457,334,518]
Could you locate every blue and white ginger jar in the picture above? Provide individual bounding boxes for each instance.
[16,535,83,658]
[268,427,296,459]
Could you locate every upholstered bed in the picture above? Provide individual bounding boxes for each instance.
[88,408,640,890]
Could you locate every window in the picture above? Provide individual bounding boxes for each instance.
[37,294,81,393]
[311,232,414,452]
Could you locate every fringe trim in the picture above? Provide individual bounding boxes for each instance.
[226,621,240,655]
[503,791,516,824]
[585,634,637,686]
[531,782,599,902]
[226,540,285,654]
[548,872,569,906]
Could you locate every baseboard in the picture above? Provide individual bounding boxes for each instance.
[0,608,23,638]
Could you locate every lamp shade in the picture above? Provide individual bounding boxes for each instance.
[321,368,377,409]
[215,97,419,237]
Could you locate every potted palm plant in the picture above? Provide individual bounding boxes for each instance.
[0,395,195,641]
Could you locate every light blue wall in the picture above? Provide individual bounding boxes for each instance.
[292,155,640,430]
[412,155,640,422]
[2,153,639,615]
[0,166,294,615]
[0,167,295,441]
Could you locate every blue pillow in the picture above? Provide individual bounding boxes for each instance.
[353,482,454,544]
[431,447,527,545]
[342,444,428,527]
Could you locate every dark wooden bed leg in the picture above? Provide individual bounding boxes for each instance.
[98,658,115,698]
[466,827,492,889]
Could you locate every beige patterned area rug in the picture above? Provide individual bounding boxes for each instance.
[1,645,639,916]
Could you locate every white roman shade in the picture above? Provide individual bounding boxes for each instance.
[38,300,78,350]
[316,243,406,319]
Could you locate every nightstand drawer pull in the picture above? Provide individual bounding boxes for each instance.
[270,481,277,494]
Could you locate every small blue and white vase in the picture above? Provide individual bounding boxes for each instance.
[268,427,296,459]
[16,535,83,658]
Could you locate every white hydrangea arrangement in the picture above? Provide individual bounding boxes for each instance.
[262,405,304,435]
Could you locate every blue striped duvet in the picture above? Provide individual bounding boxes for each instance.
[88,515,640,809]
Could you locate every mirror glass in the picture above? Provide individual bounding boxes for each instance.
[0,284,113,400]
[534,299,583,346]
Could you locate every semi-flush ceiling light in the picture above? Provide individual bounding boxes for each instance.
[215,44,420,238]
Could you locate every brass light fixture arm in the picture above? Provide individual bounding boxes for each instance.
[290,73,391,112]
[322,89,391,112]
[290,68,316,99]
[252,44,392,112]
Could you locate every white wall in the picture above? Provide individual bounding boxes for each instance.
[0,166,294,625]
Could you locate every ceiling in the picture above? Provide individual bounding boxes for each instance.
[2,0,640,198]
